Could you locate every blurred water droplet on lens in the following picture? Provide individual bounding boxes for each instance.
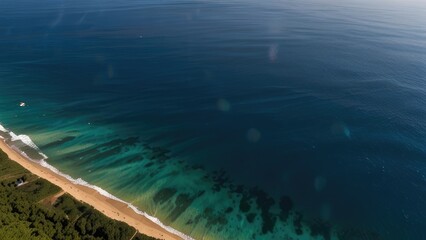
[247,128,261,143]
[77,13,86,25]
[217,98,231,112]
[331,122,351,139]
[314,176,327,192]
[108,65,114,78]
[269,44,279,62]
[320,203,332,221]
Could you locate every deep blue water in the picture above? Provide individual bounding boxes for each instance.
[1,0,426,239]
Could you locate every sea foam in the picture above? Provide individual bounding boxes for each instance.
[9,132,40,150]
[1,123,194,240]
[0,124,8,132]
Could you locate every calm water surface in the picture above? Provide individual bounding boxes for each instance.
[1,0,426,239]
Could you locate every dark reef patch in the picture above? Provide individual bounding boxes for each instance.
[235,185,244,194]
[41,136,76,149]
[225,207,233,213]
[250,187,276,234]
[186,215,202,226]
[92,146,122,160]
[239,193,251,213]
[167,191,204,222]
[148,168,161,178]
[63,146,100,160]
[293,212,303,235]
[211,169,229,192]
[124,156,142,164]
[153,188,177,205]
[144,162,154,168]
[279,195,293,221]
[246,213,256,223]
[62,137,139,161]
[191,164,204,170]
[144,145,170,163]
[99,137,139,149]
[203,207,228,227]
[309,219,331,240]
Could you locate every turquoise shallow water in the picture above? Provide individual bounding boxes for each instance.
[1,0,426,239]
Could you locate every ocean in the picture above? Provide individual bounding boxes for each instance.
[1,0,426,239]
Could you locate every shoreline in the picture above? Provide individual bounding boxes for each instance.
[0,139,184,240]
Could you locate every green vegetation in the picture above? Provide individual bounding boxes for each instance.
[0,150,160,240]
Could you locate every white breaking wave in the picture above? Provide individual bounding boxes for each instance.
[9,132,40,150]
[39,152,49,160]
[0,124,8,132]
[0,123,194,240]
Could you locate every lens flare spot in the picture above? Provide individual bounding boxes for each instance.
[246,128,261,143]
[217,98,231,112]
[314,176,327,192]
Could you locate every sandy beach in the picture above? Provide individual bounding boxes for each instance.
[0,140,183,240]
